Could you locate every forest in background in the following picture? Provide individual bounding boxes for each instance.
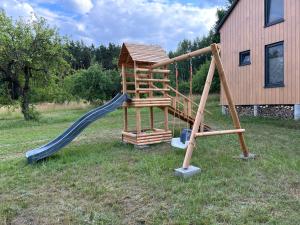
[0,0,233,120]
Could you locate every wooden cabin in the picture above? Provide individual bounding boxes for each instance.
[217,0,300,119]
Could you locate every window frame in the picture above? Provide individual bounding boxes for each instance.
[239,50,251,66]
[265,41,284,88]
[265,0,284,27]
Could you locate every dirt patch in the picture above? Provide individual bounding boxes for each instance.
[289,182,300,199]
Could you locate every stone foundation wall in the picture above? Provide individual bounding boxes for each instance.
[258,105,294,119]
[222,105,295,119]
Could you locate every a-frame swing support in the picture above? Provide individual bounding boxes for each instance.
[151,43,255,177]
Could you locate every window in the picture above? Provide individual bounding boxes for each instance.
[265,0,284,27]
[265,41,284,88]
[239,50,251,66]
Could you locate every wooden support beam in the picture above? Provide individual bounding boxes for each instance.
[151,46,212,69]
[196,129,245,137]
[182,57,216,169]
[211,43,249,157]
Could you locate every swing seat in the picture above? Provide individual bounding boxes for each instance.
[171,137,189,149]
[171,129,192,149]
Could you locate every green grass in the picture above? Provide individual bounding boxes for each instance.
[0,95,299,225]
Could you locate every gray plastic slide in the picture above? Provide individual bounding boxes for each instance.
[26,93,129,163]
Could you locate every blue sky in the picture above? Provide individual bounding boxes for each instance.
[0,0,228,50]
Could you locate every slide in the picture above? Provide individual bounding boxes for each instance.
[26,93,129,163]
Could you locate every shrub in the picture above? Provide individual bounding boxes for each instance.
[193,60,220,94]
[65,64,121,104]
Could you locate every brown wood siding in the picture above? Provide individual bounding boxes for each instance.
[220,0,300,105]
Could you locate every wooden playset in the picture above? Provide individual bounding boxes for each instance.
[119,43,254,175]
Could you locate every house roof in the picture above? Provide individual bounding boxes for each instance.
[118,43,169,67]
[216,0,240,32]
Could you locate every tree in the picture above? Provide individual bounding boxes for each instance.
[65,64,120,104]
[93,43,120,70]
[0,11,70,120]
[168,0,235,94]
[66,40,92,70]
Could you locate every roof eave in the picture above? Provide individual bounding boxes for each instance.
[216,0,239,33]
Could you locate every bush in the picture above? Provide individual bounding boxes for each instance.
[193,60,220,94]
[0,82,14,106]
[65,64,121,104]
[30,76,74,104]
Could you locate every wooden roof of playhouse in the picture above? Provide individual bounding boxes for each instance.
[118,43,169,67]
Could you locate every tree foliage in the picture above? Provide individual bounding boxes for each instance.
[65,64,121,104]
[66,41,120,71]
[168,0,234,94]
[0,10,70,120]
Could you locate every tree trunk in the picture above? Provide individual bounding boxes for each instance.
[21,66,31,120]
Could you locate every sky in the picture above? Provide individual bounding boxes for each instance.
[0,0,228,51]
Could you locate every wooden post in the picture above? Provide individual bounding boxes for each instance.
[182,57,216,169]
[134,61,142,134]
[122,63,128,132]
[124,107,128,132]
[163,65,169,131]
[150,107,154,130]
[122,64,126,93]
[151,46,212,69]
[189,57,193,117]
[211,44,249,157]
[149,67,154,130]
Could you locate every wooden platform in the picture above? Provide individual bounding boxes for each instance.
[123,97,171,107]
[122,129,172,145]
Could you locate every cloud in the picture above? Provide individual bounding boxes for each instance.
[80,0,218,49]
[0,0,221,50]
[66,0,94,14]
[0,0,35,20]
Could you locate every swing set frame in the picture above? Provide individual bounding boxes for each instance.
[150,43,253,169]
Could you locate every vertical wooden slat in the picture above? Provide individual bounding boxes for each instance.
[150,107,154,130]
[134,61,142,134]
[122,64,126,94]
[163,65,169,131]
[124,107,128,132]
[123,63,128,132]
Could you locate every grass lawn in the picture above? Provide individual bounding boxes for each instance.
[0,95,299,225]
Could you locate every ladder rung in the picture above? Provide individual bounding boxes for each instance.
[126,90,150,94]
[122,82,148,85]
[136,68,170,73]
[136,78,170,82]
[136,88,170,92]
[195,129,245,137]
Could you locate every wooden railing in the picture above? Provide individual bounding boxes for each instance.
[122,66,211,120]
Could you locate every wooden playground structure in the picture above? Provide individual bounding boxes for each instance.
[119,43,254,174]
